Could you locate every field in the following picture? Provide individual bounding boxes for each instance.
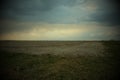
[0,41,120,80]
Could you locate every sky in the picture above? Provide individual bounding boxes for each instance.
[0,0,120,40]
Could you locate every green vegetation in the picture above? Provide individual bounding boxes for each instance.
[0,41,119,80]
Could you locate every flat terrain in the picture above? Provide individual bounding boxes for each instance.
[0,41,104,56]
[0,41,120,80]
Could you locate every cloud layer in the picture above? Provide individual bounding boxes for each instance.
[0,0,120,40]
[90,0,120,26]
[1,23,120,40]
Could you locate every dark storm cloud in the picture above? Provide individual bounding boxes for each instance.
[91,0,120,26]
[0,0,87,34]
[0,0,54,20]
[0,0,120,40]
[0,0,86,21]
[0,0,119,25]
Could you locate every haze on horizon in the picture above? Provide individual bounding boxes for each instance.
[0,0,120,40]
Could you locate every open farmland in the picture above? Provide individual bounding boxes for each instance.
[0,41,120,80]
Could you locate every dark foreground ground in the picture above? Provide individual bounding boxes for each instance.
[0,41,120,80]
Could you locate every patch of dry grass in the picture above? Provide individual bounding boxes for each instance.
[0,41,119,80]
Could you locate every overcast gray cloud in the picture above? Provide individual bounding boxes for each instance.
[0,0,120,40]
[90,0,120,26]
[0,0,119,26]
[0,0,89,34]
[0,0,86,21]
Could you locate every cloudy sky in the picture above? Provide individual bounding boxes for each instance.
[0,0,120,40]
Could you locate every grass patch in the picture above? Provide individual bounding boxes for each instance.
[0,52,118,80]
[0,41,119,80]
